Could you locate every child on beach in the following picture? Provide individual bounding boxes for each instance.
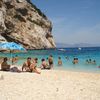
[73,58,78,64]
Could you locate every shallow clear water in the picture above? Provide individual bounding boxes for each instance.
[0,47,100,73]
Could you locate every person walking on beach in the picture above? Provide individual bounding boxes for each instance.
[48,55,53,69]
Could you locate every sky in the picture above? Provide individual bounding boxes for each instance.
[32,0,100,45]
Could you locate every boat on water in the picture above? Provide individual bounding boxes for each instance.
[78,47,82,50]
[58,48,66,51]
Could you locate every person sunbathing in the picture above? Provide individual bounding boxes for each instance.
[30,58,41,74]
[22,57,31,72]
[1,57,10,71]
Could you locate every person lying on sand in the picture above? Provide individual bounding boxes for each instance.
[22,57,31,72]
[40,58,50,70]
[30,58,41,74]
[1,57,10,71]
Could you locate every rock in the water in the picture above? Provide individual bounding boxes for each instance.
[0,0,56,49]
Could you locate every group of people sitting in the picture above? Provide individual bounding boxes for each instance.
[0,55,54,74]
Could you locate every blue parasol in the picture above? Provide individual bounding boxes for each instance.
[0,42,25,51]
[0,42,26,64]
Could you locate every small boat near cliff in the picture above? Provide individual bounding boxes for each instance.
[58,48,66,51]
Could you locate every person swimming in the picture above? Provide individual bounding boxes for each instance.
[86,59,96,65]
[88,59,92,63]
[65,56,69,60]
[86,59,89,64]
[73,58,78,64]
[92,60,96,65]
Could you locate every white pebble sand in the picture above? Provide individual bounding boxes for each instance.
[0,70,100,100]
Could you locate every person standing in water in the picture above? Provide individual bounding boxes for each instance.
[48,55,53,69]
[14,55,19,63]
[58,57,62,66]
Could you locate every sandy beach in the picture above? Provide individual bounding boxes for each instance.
[0,69,100,100]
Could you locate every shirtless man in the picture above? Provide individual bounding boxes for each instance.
[48,55,53,69]
[22,57,31,72]
[1,57,10,71]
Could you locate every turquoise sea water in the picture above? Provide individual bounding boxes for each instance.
[0,47,100,73]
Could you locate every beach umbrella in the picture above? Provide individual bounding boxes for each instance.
[0,42,26,60]
[0,42,25,51]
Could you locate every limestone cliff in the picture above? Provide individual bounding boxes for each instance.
[0,0,56,49]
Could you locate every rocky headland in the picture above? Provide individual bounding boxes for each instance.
[0,0,56,49]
